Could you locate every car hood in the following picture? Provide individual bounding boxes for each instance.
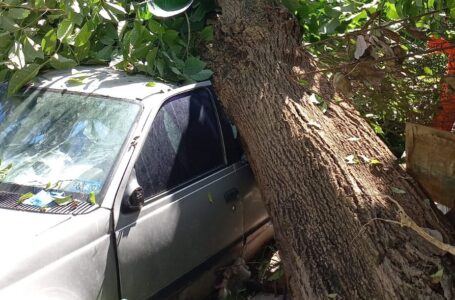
[0,208,111,289]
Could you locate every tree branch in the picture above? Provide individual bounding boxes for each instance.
[301,45,454,76]
[304,8,448,48]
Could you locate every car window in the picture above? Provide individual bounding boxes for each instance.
[135,88,225,199]
[207,87,244,164]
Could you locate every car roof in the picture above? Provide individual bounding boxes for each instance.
[30,66,177,101]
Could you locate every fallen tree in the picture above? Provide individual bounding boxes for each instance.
[206,0,455,298]
[1,0,454,298]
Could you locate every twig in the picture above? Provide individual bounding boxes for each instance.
[185,12,191,59]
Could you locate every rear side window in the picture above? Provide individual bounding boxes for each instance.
[135,88,225,199]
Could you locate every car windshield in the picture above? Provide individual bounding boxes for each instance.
[0,85,140,196]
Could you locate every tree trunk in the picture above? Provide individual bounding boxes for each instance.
[206,0,455,299]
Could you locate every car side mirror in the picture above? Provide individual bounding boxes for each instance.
[122,168,144,212]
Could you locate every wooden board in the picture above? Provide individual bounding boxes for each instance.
[406,123,455,208]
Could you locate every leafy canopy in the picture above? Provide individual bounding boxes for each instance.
[282,0,454,154]
[0,0,215,95]
[1,0,454,155]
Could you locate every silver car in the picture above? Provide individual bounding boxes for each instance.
[0,67,271,300]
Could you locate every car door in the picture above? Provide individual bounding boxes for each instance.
[209,88,270,236]
[115,88,244,300]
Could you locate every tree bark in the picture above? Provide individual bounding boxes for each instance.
[206,0,455,299]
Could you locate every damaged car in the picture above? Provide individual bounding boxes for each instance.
[0,67,272,300]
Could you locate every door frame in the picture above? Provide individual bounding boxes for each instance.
[108,81,213,222]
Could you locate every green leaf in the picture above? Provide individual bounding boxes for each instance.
[75,21,94,47]
[49,54,77,69]
[8,8,31,20]
[371,123,384,135]
[423,67,433,75]
[66,75,89,86]
[0,31,12,47]
[267,267,284,281]
[99,8,114,22]
[0,69,9,82]
[199,26,213,42]
[18,192,34,203]
[96,46,114,61]
[319,101,328,114]
[35,0,46,8]
[190,69,213,81]
[146,47,159,66]
[0,16,20,31]
[57,19,74,41]
[8,41,25,69]
[170,66,182,75]
[89,192,97,205]
[146,81,157,87]
[104,2,127,15]
[163,29,179,46]
[7,63,41,96]
[66,0,81,14]
[148,20,165,34]
[1,163,11,173]
[298,79,309,87]
[309,93,323,104]
[328,294,338,299]
[23,37,44,62]
[385,3,400,20]
[54,195,73,206]
[431,268,443,284]
[320,18,340,34]
[207,192,214,204]
[369,159,382,165]
[183,56,205,75]
[41,29,57,55]
[155,58,165,76]
[137,4,153,21]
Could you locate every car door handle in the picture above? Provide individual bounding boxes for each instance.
[224,188,240,203]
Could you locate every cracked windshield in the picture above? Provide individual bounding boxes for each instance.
[0,85,140,199]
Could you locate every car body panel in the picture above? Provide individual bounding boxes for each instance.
[0,208,116,300]
[0,67,270,300]
[31,67,175,101]
[116,165,245,300]
[113,86,246,300]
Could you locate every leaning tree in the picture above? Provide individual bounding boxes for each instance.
[206,0,455,298]
[1,0,455,298]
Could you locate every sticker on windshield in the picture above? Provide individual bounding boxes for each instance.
[66,180,102,194]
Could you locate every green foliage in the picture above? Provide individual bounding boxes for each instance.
[282,0,454,43]
[18,192,33,203]
[0,0,215,95]
[282,0,454,155]
[89,191,97,205]
[0,159,12,181]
